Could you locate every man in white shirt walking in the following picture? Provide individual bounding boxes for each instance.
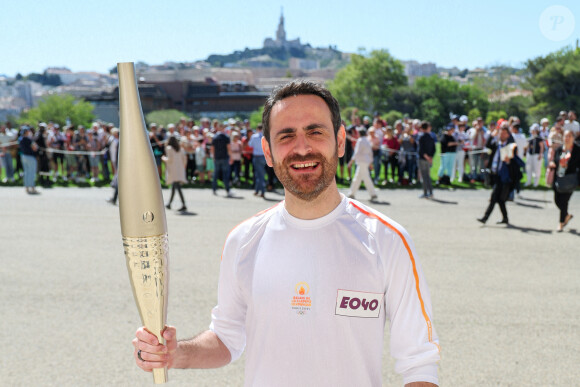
[346,128,378,201]
[133,81,440,387]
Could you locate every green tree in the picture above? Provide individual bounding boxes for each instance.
[18,94,94,127]
[249,106,264,129]
[526,46,580,120]
[383,110,404,126]
[500,95,533,131]
[468,108,482,124]
[392,75,489,130]
[328,49,407,113]
[145,109,188,127]
[486,110,507,125]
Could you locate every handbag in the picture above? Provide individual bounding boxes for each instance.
[555,173,578,193]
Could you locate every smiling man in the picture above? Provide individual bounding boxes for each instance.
[133,81,440,386]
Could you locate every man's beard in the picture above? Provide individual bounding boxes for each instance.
[272,147,338,202]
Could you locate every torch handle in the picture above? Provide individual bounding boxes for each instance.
[123,234,169,384]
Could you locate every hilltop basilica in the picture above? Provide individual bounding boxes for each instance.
[263,10,303,49]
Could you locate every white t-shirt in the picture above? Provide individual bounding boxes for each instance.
[352,136,373,165]
[564,120,580,137]
[511,132,527,160]
[210,195,440,386]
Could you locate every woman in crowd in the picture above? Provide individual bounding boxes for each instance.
[35,125,51,187]
[549,130,579,232]
[546,116,565,186]
[162,136,187,211]
[525,124,544,188]
[86,130,101,182]
[229,131,242,186]
[19,127,39,194]
[382,126,400,184]
[437,124,457,184]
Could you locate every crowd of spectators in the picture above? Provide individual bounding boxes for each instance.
[337,109,579,192]
[0,109,578,197]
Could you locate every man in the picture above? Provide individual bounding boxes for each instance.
[452,122,468,182]
[346,127,378,201]
[248,123,267,198]
[563,110,579,138]
[477,124,522,225]
[417,121,436,198]
[211,122,232,197]
[133,81,440,386]
[525,124,544,187]
[468,119,486,182]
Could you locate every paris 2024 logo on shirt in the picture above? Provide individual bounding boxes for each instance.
[335,289,384,318]
[291,282,312,315]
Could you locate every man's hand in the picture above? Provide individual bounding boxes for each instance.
[133,326,177,372]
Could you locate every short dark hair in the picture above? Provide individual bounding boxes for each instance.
[420,120,431,130]
[262,80,341,143]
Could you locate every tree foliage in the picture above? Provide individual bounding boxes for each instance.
[328,49,407,114]
[249,106,264,129]
[145,109,189,127]
[18,94,94,127]
[386,76,489,130]
[526,46,580,120]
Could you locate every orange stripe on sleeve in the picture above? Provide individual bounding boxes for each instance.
[349,201,438,350]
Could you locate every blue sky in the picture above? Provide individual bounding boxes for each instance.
[1,0,578,76]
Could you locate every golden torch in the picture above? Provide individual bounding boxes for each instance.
[118,62,169,384]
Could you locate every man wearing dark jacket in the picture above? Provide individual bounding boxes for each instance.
[418,121,436,198]
[478,125,522,225]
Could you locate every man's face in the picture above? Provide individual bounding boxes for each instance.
[569,112,577,121]
[500,128,510,142]
[263,94,345,202]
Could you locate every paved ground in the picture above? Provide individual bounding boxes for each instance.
[1,185,578,386]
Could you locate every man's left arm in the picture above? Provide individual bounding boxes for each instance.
[384,226,440,386]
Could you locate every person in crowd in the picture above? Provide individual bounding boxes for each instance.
[183,130,197,183]
[86,129,101,182]
[35,124,51,187]
[106,128,120,205]
[468,119,486,182]
[369,121,383,185]
[477,125,523,225]
[525,124,544,188]
[549,130,580,232]
[546,115,565,186]
[195,131,208,185]
[149,123,165,180]
[229,131,243,186]
[510,122,527,197]
[382,126,400,184]
[211,123,232,197]
[540,117,551,168]
[248,123,266,198]
[346,128,378,201]
[48,124,66,181]
[452,122,468,183]
[417,121,436,198]
[204,131,214,185]
[241,127,254,184]
[399,124,417,184]
[0,123,17,182]
[163,136,187,211]
[73,125,89,181]
[563,110,579,138]
[437,124,457,185]
[19,127,39,194]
